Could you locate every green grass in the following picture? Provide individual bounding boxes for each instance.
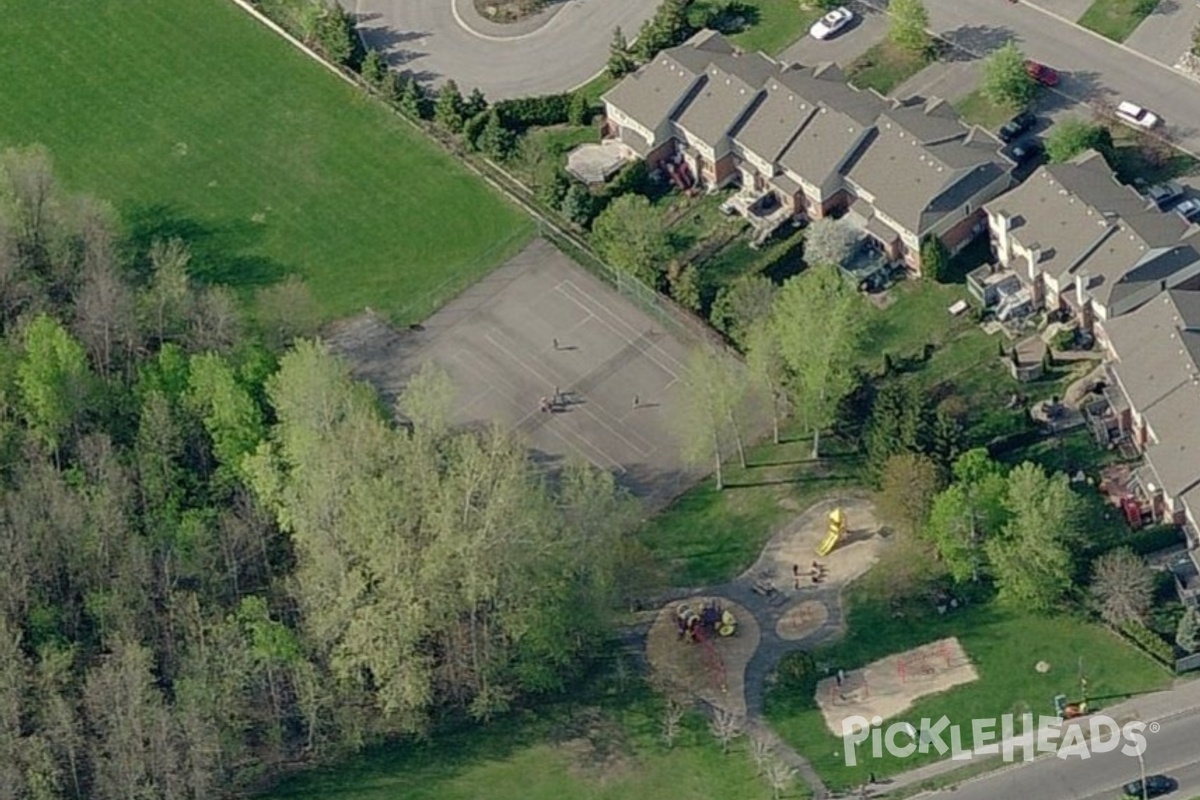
[847,41,933,95]
[765,591,1172,790]
[1105,125,1199,186]
[1078,0,1159,42]
[0,0,533,323]
[726,0,822,56]
[512,124,600,188]
[265,683,796,800]
[954,89,1020,132]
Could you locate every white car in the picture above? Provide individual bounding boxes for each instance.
[809,7,854,39]
[1114,101,1159,130]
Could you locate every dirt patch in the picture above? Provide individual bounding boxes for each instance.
[551,707,635,784]
[474,0,545,22]
[742,497,885,590]
[644,596,760,718]
[776,600,829,641]
[815,637,978,734]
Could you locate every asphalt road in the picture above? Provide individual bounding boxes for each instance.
[922,0,1200,155]
[920,710,1200,800]
[353,0,658,99]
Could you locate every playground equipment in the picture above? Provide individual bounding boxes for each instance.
[675,601,736,692]
[1054,693,1089,719]
[816,508,847,557]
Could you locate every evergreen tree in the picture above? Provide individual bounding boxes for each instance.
[434,80,466,133]
[479,110,516,160]
[608,27,636,78]
[360,49,387,88]
[398,77,431,120]
[1178,607,1200,654]
[464,87,489,119]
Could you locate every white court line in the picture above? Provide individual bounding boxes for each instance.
[557,278,688,374]
[446,349,507,415]
[542,418,627,472]
[554,280,685,378]
[483,332,561,388]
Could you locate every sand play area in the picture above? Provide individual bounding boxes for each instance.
[741,497,885,590]
[776,600,829,640]
[645,596,760,717]
[815,637,978,734]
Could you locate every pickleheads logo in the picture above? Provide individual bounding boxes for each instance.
[840,714,1155,766]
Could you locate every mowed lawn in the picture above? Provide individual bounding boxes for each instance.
[0,0,533,322]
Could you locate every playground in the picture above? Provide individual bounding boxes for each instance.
[814,637,979,735]
[327,239,698,506]
[645,597,760,718]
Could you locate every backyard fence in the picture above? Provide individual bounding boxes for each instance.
[1178,652,1200,674]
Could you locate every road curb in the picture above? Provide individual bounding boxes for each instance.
[1015,0,1181,79]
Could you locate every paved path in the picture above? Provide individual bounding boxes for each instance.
[889,678,1200,798]
[779,2,889,69]
[351,0,658,99]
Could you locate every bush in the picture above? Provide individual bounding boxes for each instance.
[493,94,574,132]
[1050,327,1076,352]
[603,159,652,199]
[1127,525,1186,557]
[771,650,820,709]
[1118,619,1178,665]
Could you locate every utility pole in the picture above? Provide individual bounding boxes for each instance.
[1136,745,1148,800]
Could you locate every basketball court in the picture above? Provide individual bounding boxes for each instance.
[326,238,699,505]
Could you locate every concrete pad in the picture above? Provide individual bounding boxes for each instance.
[566,141,630,184]
[779,5,889,68]
[1124,0,1200,74]
[816,637,979,734]
[891,60,980,103]
[326,239,700,506]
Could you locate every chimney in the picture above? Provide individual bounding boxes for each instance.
[993,211,1013,265]
[1076,272,1095,334]
[1075,272,1088,303]
[1026,243,1042,281]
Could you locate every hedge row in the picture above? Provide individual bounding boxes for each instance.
[1118,619,1177,665]
[493,93,575,131]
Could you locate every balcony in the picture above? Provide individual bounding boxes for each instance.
[720,187,794,247]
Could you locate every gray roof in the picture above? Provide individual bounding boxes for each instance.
[883,99,970,145]
[674,63,768,147]
[846,121,1008,236]
[986,151,1200,311]
[1105,289,1200,415]
[781,64,887,127]
[731,77,817,164]
[779,106,872,188]
[602,51,705,135]
[1143,378,1200,498]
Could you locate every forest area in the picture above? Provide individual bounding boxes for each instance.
[0,146,637,800]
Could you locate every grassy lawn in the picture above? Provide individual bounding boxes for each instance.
[725,0,821,56]
[1078,0,1159,42]
[265,682,797,800]
[848,41,933,95]
[512,124,600,188]
[954,89,1020,132]
[764,590,1173,790]
[1105,125,1199,186]
[0,0,533,323]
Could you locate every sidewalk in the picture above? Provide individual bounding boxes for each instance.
[876,676,1200,796]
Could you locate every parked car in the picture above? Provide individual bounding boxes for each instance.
[1009,137,1043,163]
[999,111,1036,144]
[1176,197,1200,222]
[1114,101,1159,130]
[1024,60,1060,87]
[809,6,853,39]
[1121,774,1176,799]
[1146,181,1184,209]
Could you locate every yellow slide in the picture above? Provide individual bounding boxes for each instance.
[815,508,846,557]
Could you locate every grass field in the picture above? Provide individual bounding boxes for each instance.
[848,41,933,95]
[265,682,798,800]
[765,590,1172,790]
[0,0,533,323]
[726,0,821,56]
[954,89,1021,132]
[1078,0,1159,42]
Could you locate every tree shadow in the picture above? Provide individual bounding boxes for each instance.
[1151,0,1179,14]
[122,203,286,290]
[940,24,1015,62]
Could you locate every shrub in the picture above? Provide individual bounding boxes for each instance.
[1127,525,1186,557]
[493,94,574,132]
[1118,619,1177,665]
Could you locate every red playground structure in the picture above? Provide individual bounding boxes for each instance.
[676,601,735,692]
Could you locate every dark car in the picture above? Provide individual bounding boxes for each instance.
[1009,137,1043,163]
[1121,774,1176,799]
[999,111,1036,143]
[1025,60,1060,87]
[1146,181,1184,209]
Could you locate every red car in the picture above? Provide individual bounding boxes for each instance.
[1025,60,1060,87]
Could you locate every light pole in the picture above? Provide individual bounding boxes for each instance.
[1136,744,1148,800]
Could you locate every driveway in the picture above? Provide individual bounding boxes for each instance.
[1124,0,1200,69]
[913,0,1200,157]
[352,0,658,99]
[778,3,889,68]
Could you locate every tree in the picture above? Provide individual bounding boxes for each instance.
[661,699,685,748]
[749,733,773,774]
[255,275,322,350]
[397,76,431,120]
[863,380,935,475]
[479,110,516,160]
[1177,607,1199,653]
[360,49,387,88]
[608,27,636,78]
[745,321,789,445]
[464,87,488,119]
[802,217,857,268]
[591,194,671,287]
[708,707,743,754]
[710,273,777,347]
[764,759,796,800]
[986,462,1080,611]
[1192,21,1200,57]
[920,235,951,283]
[434,79,467,134]
[888,0,932,55]
[675,346,753,489]
[187,284,241,354]
[74,255,136,377]
[185,352,265,484]
[922,449,1009,583]
[568,92,590,126]
[876,453,944,539]
[982,41,1036,108]
[1045,118,1112,163]
[1089,548,1155,625]
[17,313,92,455]
[560,182,597,226]
[771,265,865,457]
[669,264,702,310]
[312,2,355,66]
[140,237,192,346]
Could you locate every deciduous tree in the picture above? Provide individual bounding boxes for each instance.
[888,0,931,54]
[255,275,322,350]
[922,448,1009,582]
[982,41,1036,108]
[1089,548,1155,625]
[1046,118,1112,163]
[591,194,671,287]
[710,272,776,347]
[1177,607,1199,653]
[876,453,944,538]
[802,217,857,268]
[17,313,91,455]
[675,346,752,489]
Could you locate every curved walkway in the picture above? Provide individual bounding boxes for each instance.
[352,0,660,99]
